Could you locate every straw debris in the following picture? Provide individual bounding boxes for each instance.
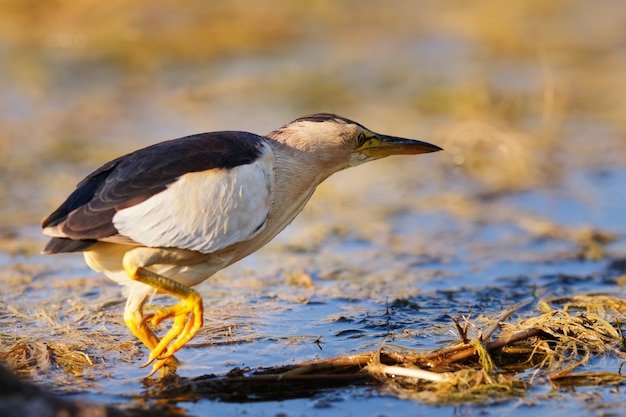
[145,294,626,404]
[3,293,626,404]
[0,339,94,377]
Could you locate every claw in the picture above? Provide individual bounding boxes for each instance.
[139,356,155,369]
[145,356,180,378]
[139,292,204,371]
[145,364,160,379]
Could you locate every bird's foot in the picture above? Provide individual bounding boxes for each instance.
[145,355,180,379]
[141,290,204,369]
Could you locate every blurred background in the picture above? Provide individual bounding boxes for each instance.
[1,1,626,414]
[1,0,624,243]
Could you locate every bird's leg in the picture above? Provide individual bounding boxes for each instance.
[123,295,160,349]
[123,298,180,377]
[123,249,204,377]
[139,278,203,366]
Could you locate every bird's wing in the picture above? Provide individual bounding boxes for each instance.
[42,131,274,254]
[112,151,273,254]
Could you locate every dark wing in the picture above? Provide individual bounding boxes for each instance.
[42,131,266,253]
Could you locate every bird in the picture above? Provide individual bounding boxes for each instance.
[41,113,442,377]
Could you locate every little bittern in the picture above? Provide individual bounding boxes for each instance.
[42,113,442,377]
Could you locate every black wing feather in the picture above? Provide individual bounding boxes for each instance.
[42,131,265,253]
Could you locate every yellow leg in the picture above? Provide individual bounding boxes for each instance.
[140,280,203,368]
[124,304,180,377]
[123,250,204,377]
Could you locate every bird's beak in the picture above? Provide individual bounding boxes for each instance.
[357,134,443,158]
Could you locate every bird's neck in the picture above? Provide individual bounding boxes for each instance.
[223,136,345,266]
[235,139,330,254]
[268,138,327,207]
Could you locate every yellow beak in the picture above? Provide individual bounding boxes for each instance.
[357,134,443,158]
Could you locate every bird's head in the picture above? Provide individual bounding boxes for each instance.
[268,113,442,173]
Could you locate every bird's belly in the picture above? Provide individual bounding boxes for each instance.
[83,242,230,290]
[82,181,315,292]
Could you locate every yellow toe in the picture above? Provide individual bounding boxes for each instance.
[142,291,204,367]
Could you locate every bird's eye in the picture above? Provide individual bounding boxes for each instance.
[356,132,366,148]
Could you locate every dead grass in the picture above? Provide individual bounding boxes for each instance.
[1,255,625,405]
[133,294,626,404]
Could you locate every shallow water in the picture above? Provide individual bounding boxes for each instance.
[1,1,626,416]
[3,166,625,416]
